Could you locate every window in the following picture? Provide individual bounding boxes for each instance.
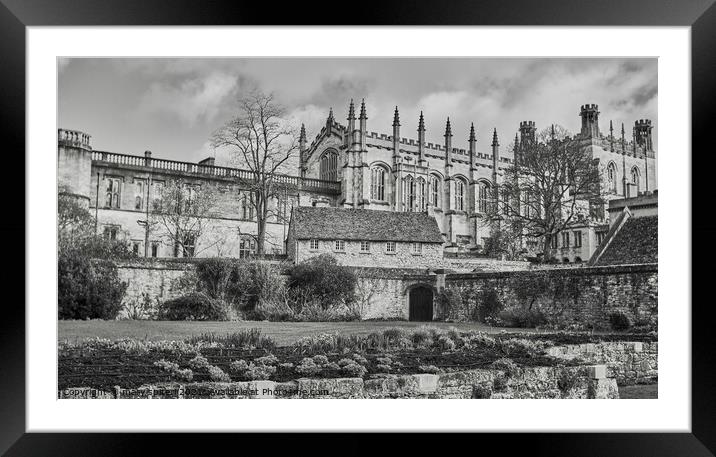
[631,167,641,195]
[334,240,345,252]
[104,177,121,208]
[597,231,607,245]
[319,150,338,181]
[550,236,558,249]
[416,177,426,212]
[477,181,490,213]
[131,241,141,255]
[239,236,256,258]
[429,175,441,208]
[455,179,466,211]
[309,239,319,250]
[501,187,510,216]
[134,180,145,210]
[561,231,570,248]
[385,241,396,253]
[152,181,164,211]
[181,232,196,258]
[403,175,415,211]
[103,225,119,241]
[151,242,159,258]
[183,185,198,214]
[574,231,582,248]
[370,166,387,201]
[239,191,254,221]
[360,241,370,252]
[606,162,618,194]
[411,242,423,255]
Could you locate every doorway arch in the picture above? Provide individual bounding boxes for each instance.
[409,286,434,322]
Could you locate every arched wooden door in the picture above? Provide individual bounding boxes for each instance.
[409,286,434,322]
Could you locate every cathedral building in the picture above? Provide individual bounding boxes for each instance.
[57,101,656,264]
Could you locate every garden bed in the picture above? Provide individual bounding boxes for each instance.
[59,327,653,391]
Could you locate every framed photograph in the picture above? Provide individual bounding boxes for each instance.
[4,0,713,454]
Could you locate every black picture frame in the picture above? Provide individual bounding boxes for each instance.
[2,0,713,455]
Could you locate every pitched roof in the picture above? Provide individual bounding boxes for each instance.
[593,215,658,266]
[290,206,444,243]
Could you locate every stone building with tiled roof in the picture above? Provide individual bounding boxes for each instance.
[286,206,444,268]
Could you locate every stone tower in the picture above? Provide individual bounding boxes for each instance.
[634,119,654,151]
[580,104,600,138]
[57,128,93,208]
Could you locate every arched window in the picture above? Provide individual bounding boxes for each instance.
[477,181,491,213]
[370,166,387,201]
[416,177,427,212]
[429,175,441,208]
[403,175,415,212]
[319,150,338,181]
[631,167,641,195]
[606,162,618,194]
[455,178,466,211]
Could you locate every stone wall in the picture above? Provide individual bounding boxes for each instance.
[116,259,194,317]
[440,263,657,329]
[59,364,618,399]
[351,268,437,320]
[547,341,657,385]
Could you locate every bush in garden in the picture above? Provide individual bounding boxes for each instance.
[497,308,548,328]
[490,357,520,376]
[159,293,232,321]
[475,288,503,323]
[189,355,210,370]
[207,365,231,382]
[340,361,367,378]
[411,327,433,348]
[296,358,322,376]
[418,365,440,374]
[58,248,128,320]
[609,312,632,331]
[288,254,357,309]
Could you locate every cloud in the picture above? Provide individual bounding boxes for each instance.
[138,72,238,127]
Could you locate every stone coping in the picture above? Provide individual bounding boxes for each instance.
[446,262,657,280]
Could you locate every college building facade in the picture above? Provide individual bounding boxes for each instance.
[57,101,657,265]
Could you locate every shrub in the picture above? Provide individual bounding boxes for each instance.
[186,329,275,350]
[411,327,433,348]
[418,365,440,374]
[490,358,520,376]
[475,288,503,323]
[58,248,128,320]
[312,355,330,366]
[123,293,159,320]
[288,254,357,309]
[207,365,231,382]
[497,308,548,328]
[159,293,232,321]
[255,354,279,366]
[188,355,210,370]
[609,312,632,331]
[340,361,367,378]
[229,360,249,374]
[296,358,322,376]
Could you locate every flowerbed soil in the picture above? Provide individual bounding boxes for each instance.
[58,346,576,391]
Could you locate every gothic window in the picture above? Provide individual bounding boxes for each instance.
[429,175,441,208]
[319,150,338,181]
[606,162,618,194]
[370,166,387,201]
[239,236,256,259]
[631,167,641,194]
[416,177,427,212]
[574,231,582,248]
[455,178,466,211]
[403,175,415,212]
[477,181,491,214]
[105,177,121,208]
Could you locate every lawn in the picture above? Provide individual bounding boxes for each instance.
[59,320,540,346]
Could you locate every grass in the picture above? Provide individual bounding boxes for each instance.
[58,320,543,346]
[618,384,658,399]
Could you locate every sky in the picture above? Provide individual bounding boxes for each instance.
[58,58,657,166]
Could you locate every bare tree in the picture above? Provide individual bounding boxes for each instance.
[151,178,220,258]
[484,126,604,261]
[211,90,299,256]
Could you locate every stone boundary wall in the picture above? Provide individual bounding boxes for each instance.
[59,364,617,399]
[547,341,657,385]
[441,263,657,329]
